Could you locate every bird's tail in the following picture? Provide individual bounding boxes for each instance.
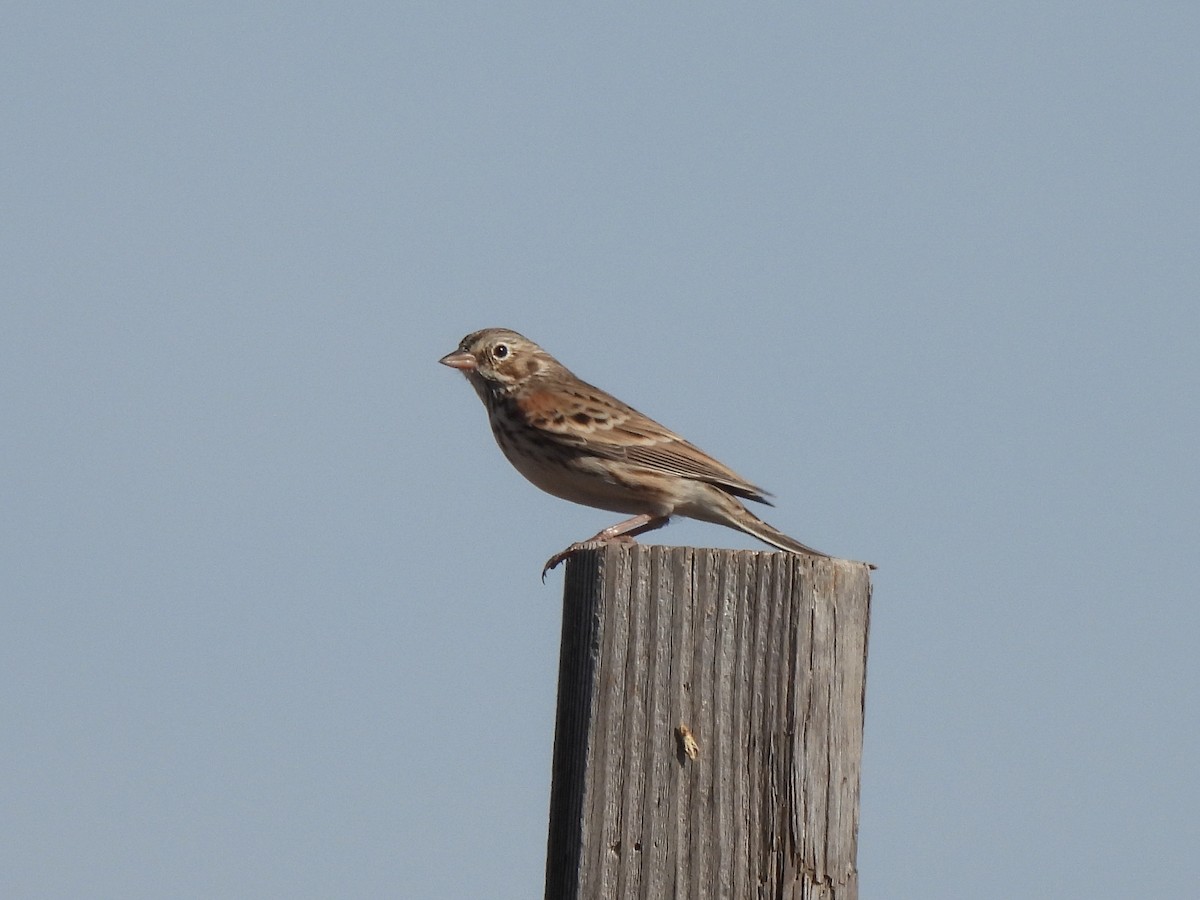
[736,509,831,557]
[708,492,832,558]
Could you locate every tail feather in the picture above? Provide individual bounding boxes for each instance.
[737,512,831,557]
[720,496,832,558]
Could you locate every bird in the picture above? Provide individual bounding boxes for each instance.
[439,328,832,578]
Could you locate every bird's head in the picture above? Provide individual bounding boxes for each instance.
[439,328,562,394]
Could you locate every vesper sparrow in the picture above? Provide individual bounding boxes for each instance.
[440,328,832,577]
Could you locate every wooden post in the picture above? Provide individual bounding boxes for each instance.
[544,544,872,900]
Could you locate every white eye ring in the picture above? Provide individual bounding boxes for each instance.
[493,344,509,359]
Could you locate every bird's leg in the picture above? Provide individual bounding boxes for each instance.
[542,514,670,580]
[591,513,671,543]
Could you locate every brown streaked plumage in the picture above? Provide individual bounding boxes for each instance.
[439,327,832,578]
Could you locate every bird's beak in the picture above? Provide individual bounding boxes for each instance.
[439,349,478,371]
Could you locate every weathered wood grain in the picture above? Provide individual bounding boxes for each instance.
[544,544,871,900]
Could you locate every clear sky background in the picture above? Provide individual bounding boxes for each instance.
[3,4,1197,898]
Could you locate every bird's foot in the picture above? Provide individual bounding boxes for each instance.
[541,514,670,582]
[541,535,639,582]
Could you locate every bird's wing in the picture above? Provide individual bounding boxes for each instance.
[514,381,773,505]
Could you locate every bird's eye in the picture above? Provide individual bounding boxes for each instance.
[493,344,509,359]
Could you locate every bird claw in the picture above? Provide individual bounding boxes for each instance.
[541,546,579,582]
[541,535,639,582]
[540,542,585,585]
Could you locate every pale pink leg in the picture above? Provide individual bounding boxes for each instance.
[542,514,670,580]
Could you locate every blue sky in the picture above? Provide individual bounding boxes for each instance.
[3,4,1197,897]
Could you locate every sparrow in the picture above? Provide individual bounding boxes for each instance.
[439,328,832,578]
